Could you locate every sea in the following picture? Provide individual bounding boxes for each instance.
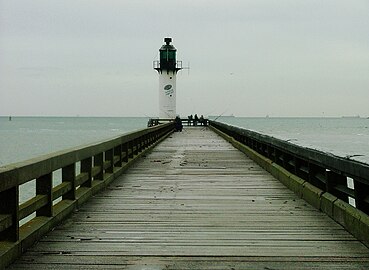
[212,116,369,165]
[0,116,150,166]
[1,116,368,213]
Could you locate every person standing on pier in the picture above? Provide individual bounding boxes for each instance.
[200,115,204,125]
[174,116,183,132]
[188,115,193,126]
[194,114,199,126]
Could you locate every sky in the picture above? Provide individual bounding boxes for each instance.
[0,0,369,117]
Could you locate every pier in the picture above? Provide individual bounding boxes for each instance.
[1,122,369,269]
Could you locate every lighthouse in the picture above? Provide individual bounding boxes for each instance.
[154,38,182,119]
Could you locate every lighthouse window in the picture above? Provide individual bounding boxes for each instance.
[160,51,167,60]
[168,51,175,59]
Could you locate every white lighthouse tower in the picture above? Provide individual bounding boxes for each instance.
[154,38,182,118]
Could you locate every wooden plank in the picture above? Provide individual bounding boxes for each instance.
[10,255,369,270]
[8,127,369,269]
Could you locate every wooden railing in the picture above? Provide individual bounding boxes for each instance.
[210,120,369,215]
[0,123,173,247]
[147,118,209,127]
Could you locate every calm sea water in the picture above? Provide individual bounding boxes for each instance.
[1,116,369,166]
[0,116,149,166]
[213,116,369,164]
[1,116,368,211]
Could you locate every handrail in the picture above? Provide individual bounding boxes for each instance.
[0,122,174,244]
[209,120,369,215]
[148,118,209,127]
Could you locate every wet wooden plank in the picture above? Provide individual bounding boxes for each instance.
[11,255,369,270]
[9,127,369,269]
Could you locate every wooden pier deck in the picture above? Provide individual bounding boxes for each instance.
[9,127,369,269]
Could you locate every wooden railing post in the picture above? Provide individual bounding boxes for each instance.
[136,138,140,153]
[36,173,53,217]
[309,163,326,191]
[115,144,123,167]
[128,141,134,158]
[94,153,104,180]
[138,137,143,152]
[150,132,155,145]
[122,143,129,162]
[62,164,76,200]
[326,170,349,202]
[133,139,139,155]
[143,134,148,149]
[0,187,19,241]
[81,157,92,187]
[105,148,114,174]
[354,180,369,213]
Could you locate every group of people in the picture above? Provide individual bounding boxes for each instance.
[174,114,207,132]
[187,114,206,126]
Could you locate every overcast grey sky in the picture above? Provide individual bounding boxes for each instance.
[1,0,368,117]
